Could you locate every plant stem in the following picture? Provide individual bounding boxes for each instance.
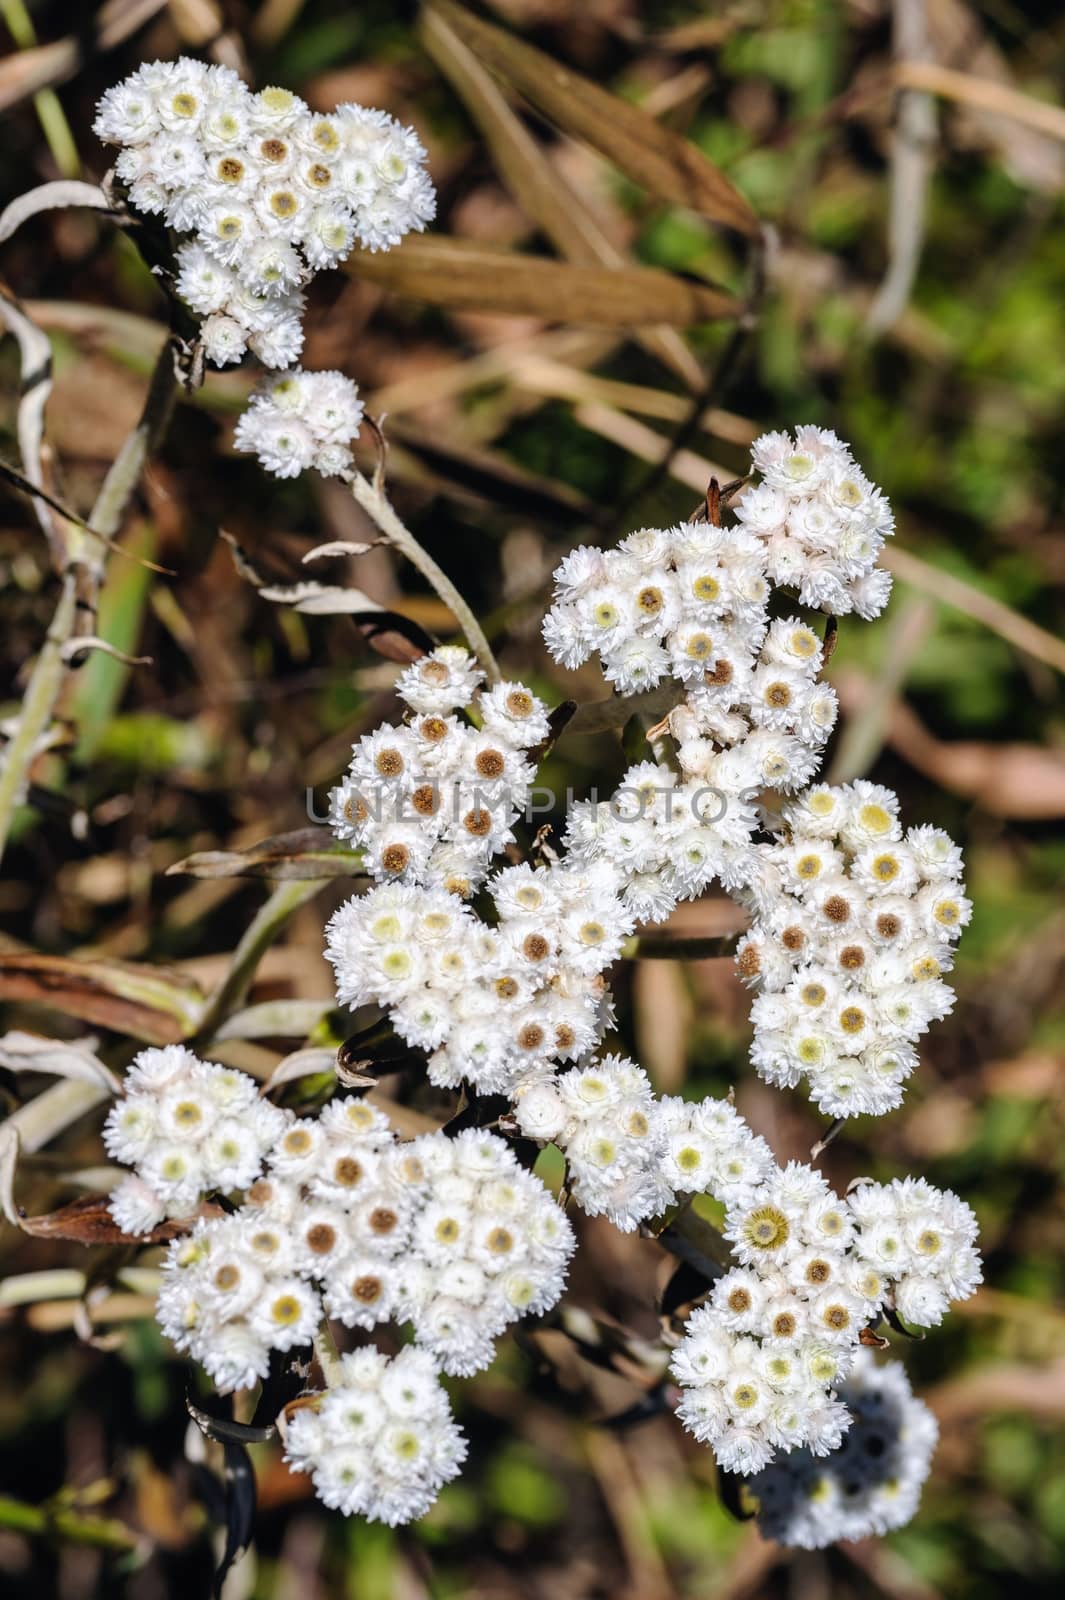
[348,469,501,682]
[0,337,178,866]
[0,570,76,860]
[0,1493,141,1553]
[193,880,326,1044]
[0,0,80,177]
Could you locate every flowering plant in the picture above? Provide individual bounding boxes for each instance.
[0,24,1020,1590]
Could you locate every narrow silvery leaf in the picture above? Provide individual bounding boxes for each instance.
[0,180,111,244]
[0,1030,122,1094]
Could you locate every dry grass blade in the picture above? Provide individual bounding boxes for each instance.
[167,828,367,881]
[258,582,386,615]
[346,235,740,325]
[425,0,760,239]
[896,58,1065,145]
[883,545,1065,675]
[0,953,205,1043]
[420,5,703,390]
[0,285,61,558]
[0,0,168,112]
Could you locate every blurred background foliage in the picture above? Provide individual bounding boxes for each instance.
[1,0,1064,1596]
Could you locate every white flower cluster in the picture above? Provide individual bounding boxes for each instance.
[847,1175,982,1328]
[326,863,630,1097]
[562,758,759,924]
[233,367,364,479]
[736,426,894,617]
[735,781,970,1117]
[544,526,847,924]
[328,648,549,889]
[152,1093,573,1391]
[283,1346,466,1525]
[104,1045,286,1235]
[514,1056,775,1232]
[542,523,771,694]
[543,529,840,792]
[386,1126,575,1375]
[747,1351,938,1547]
[173,238,305,368]
[671,1159,979,1475]
[94,58,434,367]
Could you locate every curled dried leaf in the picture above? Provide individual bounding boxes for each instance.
[259,582,386,615]
[302,540,376,563]
[60,636,153,668]
[262,1047,339,1095]
[0,179,112,244]
[0,1030,121,1093]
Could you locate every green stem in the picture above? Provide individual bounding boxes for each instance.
[0,338,178,865]
[0,569,77,860]
[0,1493,141,1553]
[0,0,80,177]
[348,469,501,683]
[192,880,326,1044]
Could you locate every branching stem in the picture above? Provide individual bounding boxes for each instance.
[348,468,501,682]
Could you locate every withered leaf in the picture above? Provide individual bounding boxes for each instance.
[167,828,368,882]
[0,179,112,244]
[0,953,204,1043]
[18,1194,203,1245]
[425,0,760,238]
[346,236,741,327]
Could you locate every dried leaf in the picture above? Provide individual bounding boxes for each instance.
[186,1399,261,1599]
[351,611,435,665]
[302,540,376,562]
[0,1126,19,1227]
[219,527,267,588]
[0,953,205,1043]
[426,0,759,237]
[346,235,741,326]
[60,635,153,668]
[420,4,703,389]
[215,1000,334,1041]
[17,1194,199,1244]
[262,1047,339,1094]
[167,828,367,882]
[259,582,386,615]
[0,180,112,244]
[258,576,435,663]
[187,1398,277,1447]
[0,287,58,555]
[0,1030,121,1093]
